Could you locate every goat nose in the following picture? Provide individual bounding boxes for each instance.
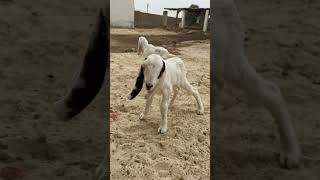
[146,83,153,90]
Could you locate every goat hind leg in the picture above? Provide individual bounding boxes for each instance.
[213,77,224,109]
[182,79,204,115]
[259,79,300,168]
[235,61,301,169]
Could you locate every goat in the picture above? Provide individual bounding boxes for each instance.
[212,0,300,168]
[137,36,175,59]
[128,54,204,133]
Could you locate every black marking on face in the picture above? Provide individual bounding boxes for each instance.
[128,66,144,100]
[158,61,166,79]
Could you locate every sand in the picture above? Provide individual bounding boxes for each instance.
[110,29,210,179]
[214,0,320,179]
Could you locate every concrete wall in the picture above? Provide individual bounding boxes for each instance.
[135,11,181,28]
[110,0,134,28]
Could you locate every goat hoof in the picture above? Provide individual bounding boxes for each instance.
[196,109,204,115]
[139,113,145,120]
[158,126,167,134]
[277,148,301,169]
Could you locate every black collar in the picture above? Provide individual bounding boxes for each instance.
[157,61,165,79]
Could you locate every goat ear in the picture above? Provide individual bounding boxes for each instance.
[158,61,166,79]
[127,66,144,100]
[137,38,143,55]
[137,45,141,55]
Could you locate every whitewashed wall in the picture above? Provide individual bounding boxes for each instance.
[110,0,134,28]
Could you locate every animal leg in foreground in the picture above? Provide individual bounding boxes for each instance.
[52,6,109,180]
[212,0,301,168]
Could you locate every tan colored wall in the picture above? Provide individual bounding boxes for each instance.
[134,11,181,28]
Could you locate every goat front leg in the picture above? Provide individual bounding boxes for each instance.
[158,89,170,133]
[140,94,154,120]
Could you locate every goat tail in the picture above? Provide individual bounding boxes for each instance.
[137,36,148,55]
[127,66,144,100]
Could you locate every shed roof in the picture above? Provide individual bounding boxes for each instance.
[164,8,210,11]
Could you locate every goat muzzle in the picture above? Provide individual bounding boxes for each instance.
[146,83,153,90]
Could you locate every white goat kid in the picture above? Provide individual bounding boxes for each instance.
[213,0,301,168]
[128,54,204,133]
[137,36,175,59]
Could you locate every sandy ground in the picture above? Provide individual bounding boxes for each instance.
[0,1,106,179]
[110,29,210,179]
[214,0,320,179]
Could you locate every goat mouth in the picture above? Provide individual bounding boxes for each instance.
[146,86,152,91]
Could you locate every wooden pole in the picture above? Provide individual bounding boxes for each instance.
[203,9,209,32]
[163,11,168,27]
[179,10,186,28]
[175,10,180,30]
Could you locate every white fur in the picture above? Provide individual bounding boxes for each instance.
[137,36,175,59]
[136,54,204,133]
[213,0,301,168]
